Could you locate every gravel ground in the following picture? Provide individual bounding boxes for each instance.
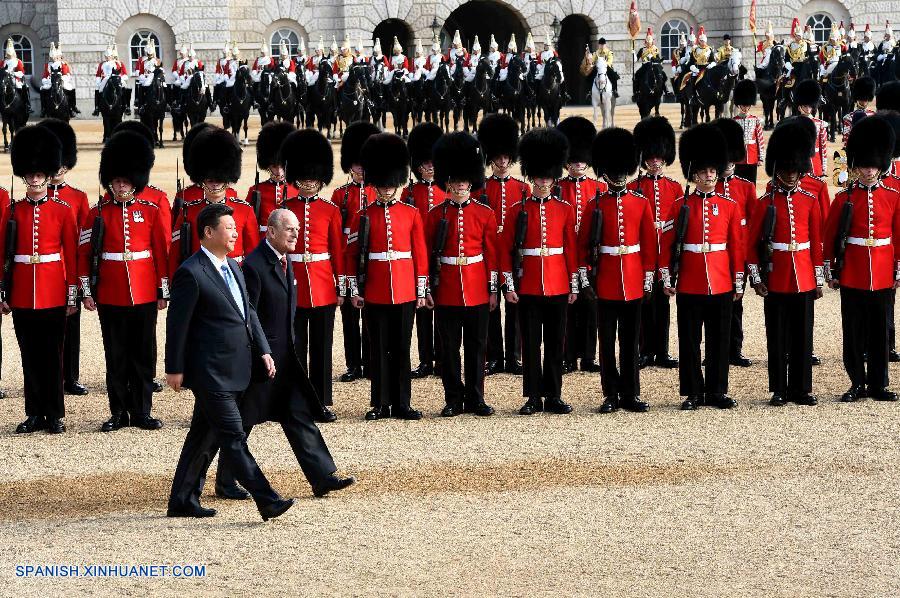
[0,106,898,596]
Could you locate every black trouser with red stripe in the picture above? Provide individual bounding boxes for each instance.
[518,294,568,400]
[63,303,81,386]
[12,307,66,419]
[365,301,415,408]
[840,287,891,390]
[98,302,158,418]
[676,292,733,397]
[340,300,369,372]
[565,291,598,364]
[763,291,815,394]
[436,304,489,408]
[640,280,672,359]
[597,298,642,399]
[294,304,336,406]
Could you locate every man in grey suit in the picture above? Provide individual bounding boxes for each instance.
[165,202,294,521]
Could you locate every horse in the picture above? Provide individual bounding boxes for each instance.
[386,72,410,136]
[672,68,694,128]
[44,69,70,122]
[590,56,615,129]
[293,66,309,128]
[523,60,540,130]
[755,43,785,130]
[99,72,126,143]
[225,65,253,145]
[463,57,494,133]
[184,70,208,131]
[431,61,455,130]
[690,49,741,125]
[0,68,27,151]
[876,49,900,85]
[309,61,337,138]
[256,69,276,126]
[537,57,563,127]
[140,67,168,148]
[268,67,297,124]
[633,60,666,119]
[448,56,466,130]
[370,62,388,129]
[821,54,856,142]
[497,57,526,131]
[338,64,373,133]
[409,76,426,125]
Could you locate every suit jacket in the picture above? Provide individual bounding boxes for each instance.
[241,239,321,425]
[165,249,271,392]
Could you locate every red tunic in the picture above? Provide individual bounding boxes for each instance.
[42,62,71,78]
[330,181,377,236]
[400,181,447,221]
[102,184,171,239]
[281,195,345,308]
[49,183,90,229]
[627,173,684,267]
[733,113,766,165]
[169,197,259,277]
[841,108,875,146]
[765,175,832,230]
[244,180,300,233]
[483,176,531,234]
[558,175,607,234]
[425,199,498,307]
[77,198,169,306]
[804,114,829,177]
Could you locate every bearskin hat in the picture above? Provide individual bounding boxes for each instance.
[99,131,155,193]
[341,121,381,173]
[877,81,900,111]
[776,115,816,160]
[518,127,568,180]
[187,126,242,184]
[591,127,638,180]
[678,123,727,179]
[408,122,444,180]
[281,128,334,185]
[10,125,62,178]
[36,118,77,170]
[182,122,214,180]
[633,116,676,165]
[477,113,519,163]
[712,117,747,164]
[433,132,485,191]
[793,79,821,107]
[847,115,895,172]
[111,120,155,147]
[556,116,596,164]
[876,110,900,158]
[256,121,296,169]
[852,76,877,103]
[765,121,812,177]
[361,133,409,188]
[733,79,758,106]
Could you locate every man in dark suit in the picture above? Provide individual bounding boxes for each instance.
[165,202,294,520]
[215,208,354,499]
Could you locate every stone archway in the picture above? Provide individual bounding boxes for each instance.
[115,14,176,76]
[558,14,597,106]
[440,0,528,53]
[373,19,414,56]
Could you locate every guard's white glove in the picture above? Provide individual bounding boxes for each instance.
[708,61,717,68]
[878,54,887,62]
[690,65,699,74]
[838,170,849,184]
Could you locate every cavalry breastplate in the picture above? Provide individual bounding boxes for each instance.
[787,42,807,62]
[692,47,711,65]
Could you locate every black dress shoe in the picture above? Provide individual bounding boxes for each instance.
[410,363,433,378]
[46,418,66,434]
[152,380,164,393]
[598,397,618,413]
[15,416,46,434]
[64,382,88,395]
[706,394,737,409]
[392,406,423,420]
[364,405,391,420]
[841,385,864,402]
[167,504,216,518]
[339,367,362,382]
[440,405,460,417]
[485,360,504,375]
[655,355,679,368]
[621,396,650,412]
[259,498,295,521]
[769,393,788,406]
[312,475,356,498]
[132,416,163,430]
[869,388,899,401]
[580,360,602,372]
[471,402,495,416]
[101,412,130,432]
[314,407,338,423]
[681,396,702,410]
[505,361,523,375]
[544,397,573,414]
[0,389,5,399]
[562,360,577,374]
[810,353,821,366]
[729,354,752,367]
[638,354,652,369]
[791,393,818,406]
[519,397,543,415]
[891,350,900,363]
[215,484,251,500]
[433,362,443,376]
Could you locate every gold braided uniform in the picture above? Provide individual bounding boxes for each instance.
[691,45,713,65]
[715,45,733,63]
[581,48,614,75]
[336,53,354,73]
[636,45,660,62]
[787,40,808,63]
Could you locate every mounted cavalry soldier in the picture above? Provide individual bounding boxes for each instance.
[275,39,297,89]
[177,43,206,105]
[385,36,412,85]
[293,37,308,76]
[819,24,842,80]
[171,44,188,84]
[784,18,808,81]
[93,44,130,117]
[40,42,78,117]
[332,36,356,88]
[497,36,519,84]
[522,32,538,73]
[716,34,735,64]
[135,40,165,116]
[445,30,469,79]
[3,38,31,114]
[686,26,715,78]
[213,42,232,110]
[633,27,661,101]
[583,36,619,98]
[463,36,483,84]
[536,32,562,85]
[671,32,688,78]
[756,22,776,70]
[367,38,389,72]
[411,39,428,82]
[487,35,502,70]
[425,37,442,81]
[305,37,327,86]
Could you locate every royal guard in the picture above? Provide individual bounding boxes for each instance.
[732,79,765,183]
[522,32,538,72]
[428,132,498,417]
[794,80,828,177]
[3,38,31,114]
[40,42,78,117]
[275,40,297,88]
[280,128,345,423]
[80,131,169,432]
[411,39,428,81]
[557,116,605,373]
[686,26,714,77]
[385,36,412,84]
[213,42,232,111]
[368,38,389,72]
[583,36,619,97]
[497,36,518,84]
[0,184,6,397]
[463,36,482,84]
[93,44,130,116]
[251,42,273,86]
[659,124,744,410]
[134,40,165,116]
[501,128,578,416]
[225,42,246,101]
[716,34,734,64]
[878,20,896,61]
[402,122,447,378]
[824,115,900,402]
[305,37,327,86]
[578,128,656,413]
[355,37,368,65]
[630,116,681,368]
[177,43,206,102]
[785,18,808,79]
[842,76,876,146]
[746,121,824,407]
[875,111,900,363]
[346,133,428,421]
[477,113,529,375]
[173,122,225,205]
[425,37,443,82]
[294,37,308,75]
[36,118,90,396]
[756,22,776,70]
[861,24,877,60]
[245,121,299,233]
[2,126,78,434]
[333,36,355,88]
[171,44,188,83]
[774,116,832,230]
[170,126,258,276]
[331,121,380,382]
[820,24,843,80]
[446,30,469,71]
[487,35,502,70]
[110,120,172,234]
[535,32,562,84]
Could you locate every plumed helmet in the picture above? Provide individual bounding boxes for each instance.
[361,133,410,188]
[793,79,821,107]
[556,116,596,164]
[111,119,155,147]
[592,127,639,180]
[407,122,444,180]
[711,117,747,164]
[36,118,77,170]
[733,78,758,106]
[477,113,519,163]
[340,121,381,173]
[187,126,242,184]
[182,122,214,181]
[10,125,62,178]
[100,130,155,193]
[433,132,485,192]
[765,121,812,177]
[678,123,727,180]
[518,127,569,180]
[846,115,896,172]
[256,121,296,169]
[281,128,334,185]
[852,76,877,103]
[633,116,676,165]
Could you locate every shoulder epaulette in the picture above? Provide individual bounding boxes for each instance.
[146,184,164,193]
[135,199,158,208]
[228,197,253,207]
[471,197,491,209]
[793,187,817,199]
[660,174,680,185]
[551,196,571,205]
[321,197,339,209]
[732,175,752,185]
[631,189,648,200]
[49,196,71,208]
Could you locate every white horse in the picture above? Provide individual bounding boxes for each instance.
[591,57,615,129]
[721,49,743,118]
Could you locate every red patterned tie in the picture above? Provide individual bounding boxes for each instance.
[280,255,288,275]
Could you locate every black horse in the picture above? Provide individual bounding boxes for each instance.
[537,57,563,127]
[463,57,494,133]
[691,60,739,124]
[672,69,694,128]
[448,56,466,130]
[184,71,208,131]
[293,68,309,128]
[821,54,856,142]
[225,65,253,145]
[140,68,168,148]
[44,69,70,122]
[0,68,27,151]
[386,72,409,136]
[338,64,373,133]
[370,62,388,129]
[497,57,526,131]
[523,60,540,130]
[309,61,337,138]
[99,73,126,143]
[431,61,455,130]
[756,44,785,130]
[268,67,297,124]
[409,76,426,125]
[778,55,818,120]
[633,60,666,119]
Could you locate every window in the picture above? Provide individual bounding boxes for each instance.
[806,13,833,45]
[9,33,33,76]
[659,19,689,61]
[270,28,300,58]
[129,30,161,72]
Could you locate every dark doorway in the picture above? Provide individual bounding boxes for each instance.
[559,14,596,106]
[440,0,528,52]
[374,19,413,55]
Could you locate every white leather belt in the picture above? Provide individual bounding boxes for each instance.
[599,244,641,255]
[771,241,810,252]
[847,236,892,247]
[289,252,331,263]
[520,247,564,257]
[14,252,61,264]
[369,251,412,261]
[683,243,727,253]
[439,254,484,265]
[101,250,151,261]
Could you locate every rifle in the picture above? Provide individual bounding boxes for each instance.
[405,176,415,205]
[832,199,853,282]
[89,195,105,296]
[511,190,528,292]
[252,169,262,221]
[758,201,776,286]
[356,210,371,297]
[588,189,603,286]
[340,179,351,229]
[179,194,191,264]
[670,183,691,288]
[3,177,16,301]
[430,204,450,291]
[172,158,183,229]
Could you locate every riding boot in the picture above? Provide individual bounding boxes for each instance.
[21,87,32,114]
[123,88,132,115]
[67,89,80,115]
[39,89,47,117]
[93,89,101,116]
[134,86,142,116]
[608,68,619,98]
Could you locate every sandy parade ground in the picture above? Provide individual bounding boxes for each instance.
[0,104,898,596]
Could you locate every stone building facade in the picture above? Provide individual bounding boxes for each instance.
[0,0,891,113]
